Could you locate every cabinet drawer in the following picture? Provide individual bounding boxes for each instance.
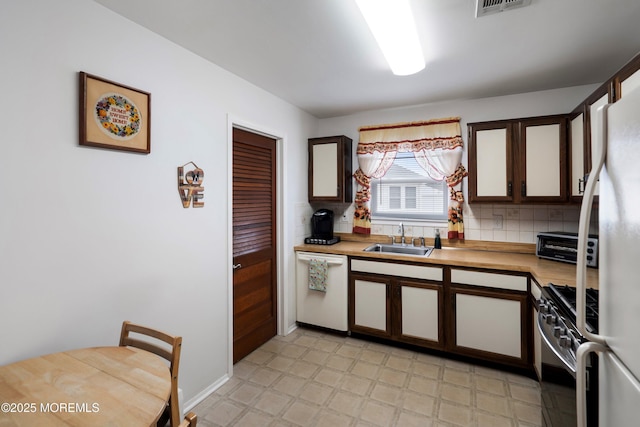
[451,269,527,292]
[351,259,442,281]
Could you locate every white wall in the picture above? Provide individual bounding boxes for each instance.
[316,86,601,243]
[0,0,315,408]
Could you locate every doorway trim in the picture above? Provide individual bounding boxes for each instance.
[226,115,286,376]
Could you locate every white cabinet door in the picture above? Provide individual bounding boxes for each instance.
[519,116,567,203]
[589,93,608,196]
[533,304,542,379]
[475,127,509,198]
[400,285,439,342]
[455,293,522,358]
[531,282,543,379]
[312,142,338,198]
[570,113,585,197]
[525,123,561,197]
[353,279,388,334]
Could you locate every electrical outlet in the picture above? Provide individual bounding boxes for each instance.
[341,213,349,222]
[493,214,503,229]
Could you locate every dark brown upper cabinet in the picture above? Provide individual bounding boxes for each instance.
[308,135,352,203]
[568,105,587,202]
[614,54,640,101]
[468,115,568,204]
[568,53,640,203]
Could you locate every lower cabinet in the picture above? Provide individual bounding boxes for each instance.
[448,268,531,368]
[350,275,391,338]
[349,260,532,371]
[531,279,543,379]
[396,280,443,346]
[448,285,530,367]
[349,259,444,350]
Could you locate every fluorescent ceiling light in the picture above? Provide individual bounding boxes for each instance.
[355,0,425,76]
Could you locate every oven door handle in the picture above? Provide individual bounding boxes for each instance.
[577,342,607,427]
[576,102,609,345]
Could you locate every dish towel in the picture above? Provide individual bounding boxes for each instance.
[308,258,328,292]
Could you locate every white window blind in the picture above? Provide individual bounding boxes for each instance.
[371,153,447,221]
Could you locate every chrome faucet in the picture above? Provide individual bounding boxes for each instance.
[398,222,405,245]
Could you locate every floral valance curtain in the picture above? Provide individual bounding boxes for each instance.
[353,117,468,239]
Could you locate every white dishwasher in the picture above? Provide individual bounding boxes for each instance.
[296,251,348,332]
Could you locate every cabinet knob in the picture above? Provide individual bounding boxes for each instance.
[507,181,513,197]
[521,181,526,197]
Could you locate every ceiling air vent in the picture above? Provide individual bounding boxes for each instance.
[475,0,532,18]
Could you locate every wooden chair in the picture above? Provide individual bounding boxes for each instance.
[178,412,197,427]
[119,321,183,427]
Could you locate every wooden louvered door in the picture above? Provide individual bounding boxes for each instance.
[232,128,277,363]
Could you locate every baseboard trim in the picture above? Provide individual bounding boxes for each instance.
[182,373,230,413]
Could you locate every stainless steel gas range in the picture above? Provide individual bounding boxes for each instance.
[537,283,599,426]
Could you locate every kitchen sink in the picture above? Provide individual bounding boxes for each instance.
[363,243,433,257]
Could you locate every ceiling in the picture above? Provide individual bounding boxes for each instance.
[95,0,640,118]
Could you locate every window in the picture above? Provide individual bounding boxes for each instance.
[371,153,448,221]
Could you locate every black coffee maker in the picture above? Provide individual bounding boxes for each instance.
[305,209,340,245]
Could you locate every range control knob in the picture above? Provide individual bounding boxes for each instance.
[545,314,557,325]
[559,335,572,349]
[538,300,550,314]
[553,326,565,338]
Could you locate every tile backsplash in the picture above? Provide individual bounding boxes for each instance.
[461,204,598,243]
[298,203,598,245]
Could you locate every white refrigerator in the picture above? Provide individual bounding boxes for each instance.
[576,85,640,426]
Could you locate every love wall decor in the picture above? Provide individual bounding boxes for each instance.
[178,162,205,208]
[79,72,151,154]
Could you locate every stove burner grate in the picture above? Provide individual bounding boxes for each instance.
[547,283,599,333]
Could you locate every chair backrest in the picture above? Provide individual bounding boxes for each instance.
[119,321,182,427]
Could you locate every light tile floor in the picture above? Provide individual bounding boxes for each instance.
[191,327,542,427]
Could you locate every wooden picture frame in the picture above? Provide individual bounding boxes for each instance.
[79,72,151,154]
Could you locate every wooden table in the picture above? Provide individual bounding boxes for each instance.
[0,346,171,426]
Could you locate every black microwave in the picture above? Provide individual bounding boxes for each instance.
[536,231,598,268]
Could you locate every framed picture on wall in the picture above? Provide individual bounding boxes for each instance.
[79,72,151,154]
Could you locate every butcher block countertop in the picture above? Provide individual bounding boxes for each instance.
[294,234,599,290]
